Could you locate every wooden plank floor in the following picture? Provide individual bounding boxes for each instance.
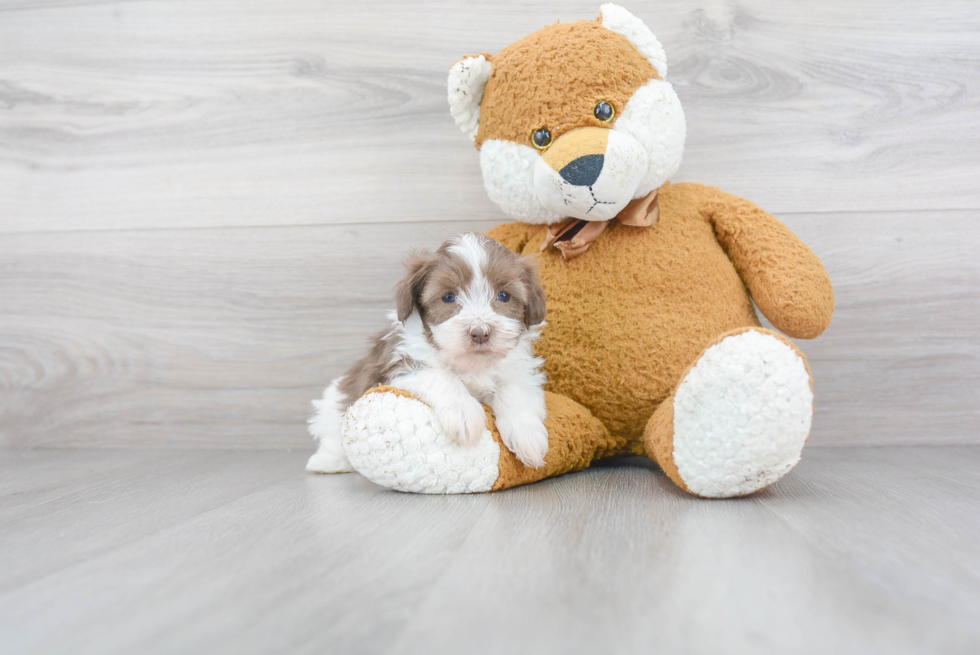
[1,447,978,654]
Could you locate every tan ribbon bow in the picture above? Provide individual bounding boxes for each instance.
[540,188,660,261]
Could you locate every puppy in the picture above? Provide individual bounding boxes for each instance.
[307,233,549,473]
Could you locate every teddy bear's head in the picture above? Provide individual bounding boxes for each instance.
[448,4,686,224]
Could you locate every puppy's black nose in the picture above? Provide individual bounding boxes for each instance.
[559,154,604,187]
[470,326,491,345]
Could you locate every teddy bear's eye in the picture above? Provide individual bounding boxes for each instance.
[594,101,615,123]
[532,128,552,150]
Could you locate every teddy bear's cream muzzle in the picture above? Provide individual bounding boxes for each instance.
[532,126,649,222]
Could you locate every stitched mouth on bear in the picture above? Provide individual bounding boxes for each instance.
[586,187,617,214]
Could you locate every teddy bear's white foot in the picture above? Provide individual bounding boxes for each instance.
[668,329,813,498]
[341,390,501,494]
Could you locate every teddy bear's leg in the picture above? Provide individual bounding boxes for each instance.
[341,386,623,494]
[642,327,814,498]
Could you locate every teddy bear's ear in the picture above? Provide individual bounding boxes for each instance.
[447,54,493,142]
[598,4,668,78]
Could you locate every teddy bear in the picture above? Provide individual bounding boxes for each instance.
[330,4,834,498]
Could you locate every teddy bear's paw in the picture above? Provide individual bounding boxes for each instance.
[341,390,500,494]
[672,329,813,498]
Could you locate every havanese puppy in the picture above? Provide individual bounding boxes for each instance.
[307,233,549,473]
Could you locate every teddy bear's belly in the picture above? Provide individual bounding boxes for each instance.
[527,218,760,449]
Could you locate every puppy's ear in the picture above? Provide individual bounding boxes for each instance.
[396,250,437,322]
[520,258,547,328]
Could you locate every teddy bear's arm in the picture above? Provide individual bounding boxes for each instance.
[701,188,835,339]
[486,222,533,254]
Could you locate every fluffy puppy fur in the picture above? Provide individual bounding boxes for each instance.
[307,233,549,473]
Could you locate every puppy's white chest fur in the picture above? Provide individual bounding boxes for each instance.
[456,369,498,406]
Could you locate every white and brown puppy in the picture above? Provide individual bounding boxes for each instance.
[307,233,549,473]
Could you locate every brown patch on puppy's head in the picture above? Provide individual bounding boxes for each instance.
[522,261,547,328]
[483,240,547,328]
[415,250,471,327]
[395,234,546,369]
[395,250,438,323]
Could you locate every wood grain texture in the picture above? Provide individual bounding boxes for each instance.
[392,448,980,655]
[0,219,485,449]
[1,213,977,449]
[1,0,979,233]
[0,449,493,655]
[1,447,978,654]
[0,449,300,592]
[1,0,978,450]
[775,210,980,446]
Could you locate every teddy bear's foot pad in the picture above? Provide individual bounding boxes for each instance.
[672,329,813,498]
[342,390,500,494]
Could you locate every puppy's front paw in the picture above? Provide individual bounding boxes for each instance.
[436,397,488,448]
[496,414,549,469]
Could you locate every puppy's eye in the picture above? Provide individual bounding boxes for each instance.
[532,128,552,150]
[594,101,615,122]
[442,293,456,303]
[497,291,511,302]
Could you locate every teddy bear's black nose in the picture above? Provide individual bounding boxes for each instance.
[559,154,604,187]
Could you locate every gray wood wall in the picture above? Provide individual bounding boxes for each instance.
[1,0,977,449]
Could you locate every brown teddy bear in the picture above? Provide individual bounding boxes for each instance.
[318,4,834,498]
